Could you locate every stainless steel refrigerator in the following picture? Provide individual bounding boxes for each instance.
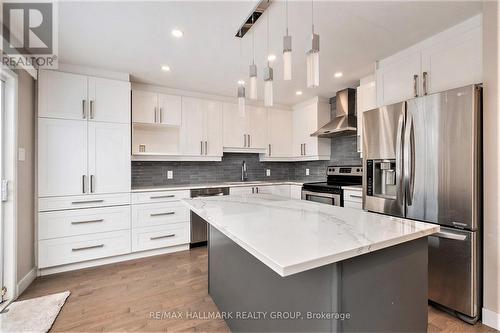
[362,84,482,323]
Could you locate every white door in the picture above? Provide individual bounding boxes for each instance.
[247,106,267,149]
[421,25,482,95]
[292,107,305,157]
[268,109,292,157]
[88,77,130,124]
[181,97,205,155]
[38,118,88,197]
[88,122,131,194]
[38,70,88,120]
[376,51,421,106]
[222,103,247,148]
[204,100,223,156]
[132,90,158,124]
[158,94,182,126]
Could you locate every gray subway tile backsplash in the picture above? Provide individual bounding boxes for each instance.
[132,136,361,187]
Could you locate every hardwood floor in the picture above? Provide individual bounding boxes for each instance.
[20,247,495,332]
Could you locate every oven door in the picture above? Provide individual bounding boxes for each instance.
[301,190,341,206]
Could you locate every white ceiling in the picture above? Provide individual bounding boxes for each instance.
[58,1,482,106]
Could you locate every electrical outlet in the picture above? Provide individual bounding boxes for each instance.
[167,170,173,179]
[266,169,271,177]
[306,168,310,176]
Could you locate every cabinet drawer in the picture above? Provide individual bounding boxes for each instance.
[38,230,131,268]
[131,190,190,204]
[132,223,190,252]
[344,201,363,210]
[132,202,189,228]
[38,206,131,240]
[39,193,131,212]
[343,189,363,203]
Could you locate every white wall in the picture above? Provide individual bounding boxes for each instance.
[482,0,500,329]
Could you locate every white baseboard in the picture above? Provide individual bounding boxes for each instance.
[16,267,37,297]
[37,244,189,276]
[483,307,500,330]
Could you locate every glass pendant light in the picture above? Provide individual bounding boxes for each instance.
[237,31,246,116]
[306,0,319,88]
[264,10,274,107]
[283,0,292,80]
[249,17,258,100]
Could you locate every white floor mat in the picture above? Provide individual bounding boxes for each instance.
[0,291,70,333]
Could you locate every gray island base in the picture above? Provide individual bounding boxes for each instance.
[208,226,428,333]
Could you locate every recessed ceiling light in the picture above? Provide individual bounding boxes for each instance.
[161,65,171,72]
[334,72,343,78]
[171,29,183,38]
[295,90,303,96]
[237,80,245,85]
[267,54,276,62]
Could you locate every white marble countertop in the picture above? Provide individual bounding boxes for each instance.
[183,194,439,277]
[131,179,324,192]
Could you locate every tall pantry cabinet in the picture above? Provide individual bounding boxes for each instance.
[37,70,132,271]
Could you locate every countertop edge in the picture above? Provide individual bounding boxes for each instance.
[131,181,318,193]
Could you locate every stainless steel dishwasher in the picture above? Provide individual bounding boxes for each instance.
[190,187,229,246]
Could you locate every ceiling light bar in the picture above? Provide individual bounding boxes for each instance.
[235,0,272,38]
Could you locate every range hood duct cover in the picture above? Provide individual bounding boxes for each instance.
[311,88,357,138]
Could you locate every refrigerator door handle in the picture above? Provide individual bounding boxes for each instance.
[433,231,468,241]
[404,114,415,205]
[395,110,405,202]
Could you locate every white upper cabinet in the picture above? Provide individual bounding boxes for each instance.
[132,90,157,124]
[222,103,268,151]
[181,97,222,157]
[88,122,131,194]
[39,70,130,124]
[376,15,482,106]
[266,108,293,158]
[292,98,331,160]
[88,77,131,123]
[38,71,88,120]
[38,118,88,197]
[158,94,182,126]
[356,77,377,155]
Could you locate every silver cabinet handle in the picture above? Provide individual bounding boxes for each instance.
[433,231,467,241]
[413,74,419,97]
[72,244,104,252]
[200,141,203,155]
[244,134,247,147]
[90,100,95,119]
[423,72,428,96]
[159,107,163,123]
[150,234,175,240]
[82,175,86,193]
[82,100,86,119]
[72,199,104,204]
[71,219,104,225]
[248,134,251,147]
[90,175,95,193]
[268,144,271,156]
[252,187,254,194]
[150,212,175,217]
[395,111,405,201]
[404,114,415,206]
[154,107,157,123]
[349,194,363,198]
[303,143,306,156]
[205,141,208,155]
[150,195,175,199]
[256,187,259,194]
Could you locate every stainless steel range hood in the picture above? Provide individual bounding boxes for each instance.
[311,88,357,138]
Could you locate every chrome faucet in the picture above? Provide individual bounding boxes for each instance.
[241,160,248,181]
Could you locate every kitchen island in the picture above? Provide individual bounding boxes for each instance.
[183,194,439,332]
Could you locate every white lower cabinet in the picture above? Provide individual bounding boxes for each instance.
[258,185,291,197]
[131,202,190,228]
[132,223,190,252]
[230,184,303,199]
[38,230,131,268]
[343,188,363,210]
[229,186,254,195]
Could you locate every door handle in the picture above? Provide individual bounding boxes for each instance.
[413,74,419,97]
[71,219,104,225]
[150,195,175,199]
[159,107,163,123]
[396,110,405,203]
[205,141,208,155]
[154,107,157,123]
[150,212,175,217]
[303,143,306,156]
[248,134,251,147]
[349,194,363,199]
[71,199,104,204]
[82,100,86,119]
[90,175,95,193]
[422,72,428,96]
[150,234,175,240]
[72,244,104,252]
[90,100,95,119]
[432,231,467,241]
[404,114,415,205]
[200,141,203,155]
[244,134,247,147]
[268,144,271,156]
[82,175,86,193]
